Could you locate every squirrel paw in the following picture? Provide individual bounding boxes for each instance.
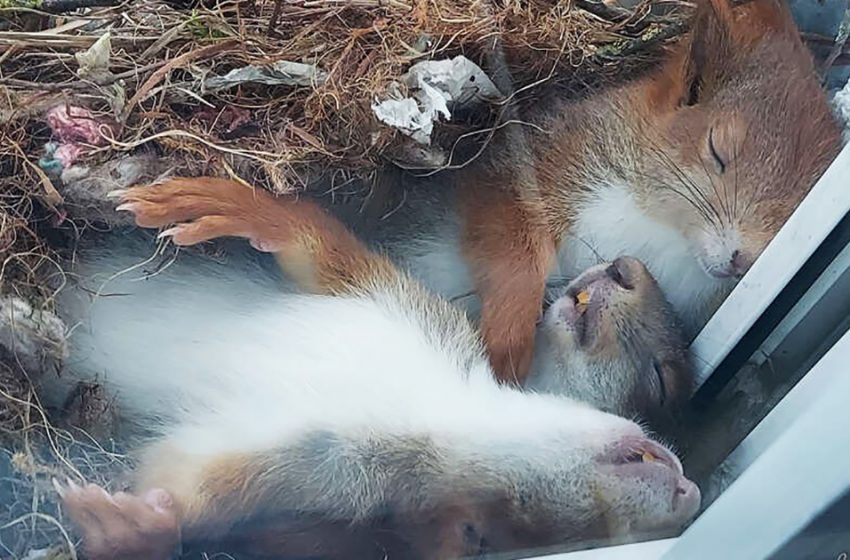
[112,177,270,247]
[485,323,537,387]
[55,478,179,560]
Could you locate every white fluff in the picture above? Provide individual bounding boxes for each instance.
[833,76,850,145]
[55,246,635,463]
[561,182,733,335]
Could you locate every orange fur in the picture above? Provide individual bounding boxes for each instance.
[459,185,555,385]
[118,177,398,296]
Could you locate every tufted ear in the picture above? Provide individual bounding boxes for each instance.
[729,0,802,42]
[678,0,736,106]
[673,0,804,107]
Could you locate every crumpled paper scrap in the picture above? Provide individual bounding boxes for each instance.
[74,32,125,115]
[372,55,502,145]
[75,32,114,83]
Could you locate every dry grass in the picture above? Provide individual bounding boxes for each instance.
[1,0,690,188]
[0,368,130,558]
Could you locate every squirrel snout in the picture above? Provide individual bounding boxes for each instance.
[702,247,753,279]
[728,250,752,277]
[697,230,755,280]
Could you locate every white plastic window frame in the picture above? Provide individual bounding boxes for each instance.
[662,327,850,560]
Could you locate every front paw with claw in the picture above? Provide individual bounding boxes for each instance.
[110,177,285,251]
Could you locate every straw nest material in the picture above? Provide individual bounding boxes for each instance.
[0,0,691,556]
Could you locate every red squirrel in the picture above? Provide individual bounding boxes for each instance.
[376,0,843,384]
[48,177,700,559]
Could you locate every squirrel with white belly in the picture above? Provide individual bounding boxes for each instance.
[45,177,699,559]
[370,0,843,385]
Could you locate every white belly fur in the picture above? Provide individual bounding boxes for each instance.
[395,223,483,319]
[393,182,731,336]
[559,182,732,336]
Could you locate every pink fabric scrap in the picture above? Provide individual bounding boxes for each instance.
[44,105,115,168]
[45,105,111,145]
[53,143,87,168]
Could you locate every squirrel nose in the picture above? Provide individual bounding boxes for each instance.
[729,249,752,278]
[710,249,751,279]
[708,249,753,278]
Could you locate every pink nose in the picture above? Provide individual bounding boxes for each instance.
[708,250,752,279]
[673,477,701,517]
[730,250,749,276]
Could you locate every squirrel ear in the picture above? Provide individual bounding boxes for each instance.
[733,0,801,40]
[679,0,735,106]
[678,0,802,107]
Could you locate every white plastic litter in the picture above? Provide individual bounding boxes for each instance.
[204,61,327,92]
[832,75,850,144]
[404,55,501,105]
[372,55,502,145]
[73,32,125,115]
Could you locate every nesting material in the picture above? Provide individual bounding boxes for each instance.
[41,105,114,168]
[372,55,502,145]
[1,0,689,193]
